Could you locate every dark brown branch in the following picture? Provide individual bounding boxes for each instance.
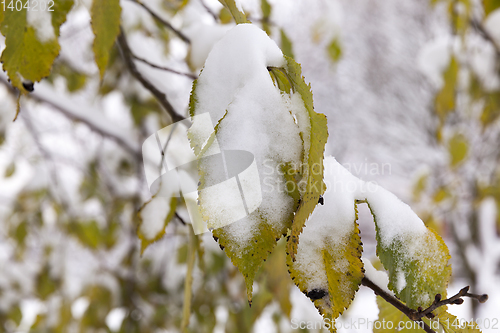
[362,277,488,333]
[132,54,197,80]
[117,29,185,123]
[361,277,434,333]
[417,286,488,320]
[128,0,190,44]
[175,212,187,225]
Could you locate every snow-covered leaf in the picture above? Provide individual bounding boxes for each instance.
[137,196,177,254]
[91,0,121,79]
[367,190,451,309]
[1,9,60,92]
[188,24,315,302]
[285,56,328,261]
[287,157,364,332]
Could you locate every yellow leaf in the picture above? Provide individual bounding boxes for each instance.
[435,57,458,125]
[286,56,328,260]
[1,10,60,92]
[288,217,364,332]
[448,133,468,167]
[91,0,122,79]
[218,0,249,24]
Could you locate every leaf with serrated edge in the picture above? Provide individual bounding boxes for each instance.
[366,192,451,310]
[91,0,121,79]
[218,0,249,24]
[288,214,364,332]
[187,25,311,303]
[285,56,328,260]
[1,10,60,92]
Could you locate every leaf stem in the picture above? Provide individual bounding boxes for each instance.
[181,228,196,332]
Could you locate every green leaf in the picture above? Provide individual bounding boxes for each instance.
[8,305,23,326]
[483,0,500,17]
[327,38,342,63]
[280,29,294,59]
[52,0,75,36]
[4,162,15,178]
[218,0,249,24]
[68,220,102,249]
[0,9,60,92]
[448,133,468,167]
[288,218,364,332]
[435,57,458,126]
[137,195,177,255]
[36,264,59,300]
[91,0,122,79]
[285,56,328,260]
[372,224,451,310]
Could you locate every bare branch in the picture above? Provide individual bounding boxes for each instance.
[127,0,191,44]
[132,54,197,80]
[199,0,218,21]
[362,277,488,333]
[0,75,141,157]
[117,28,185,123]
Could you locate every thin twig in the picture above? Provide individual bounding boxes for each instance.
[417,286,488,320]
[362,277,435,333]
[199,0,218,21]
[0,75,141,157]
[127,0,191,44]
[132,54,197,80]
[117,28,185,123]
[362,277,488,333]
[175,212,187,225]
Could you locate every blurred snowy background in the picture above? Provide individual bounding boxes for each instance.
[0,0,499,332]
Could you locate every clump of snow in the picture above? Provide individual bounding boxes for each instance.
[27,9,56,42]
[362,257,393,295]
[184,23,233,70]
[189,24,307,246]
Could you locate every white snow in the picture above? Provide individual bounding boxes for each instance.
[139,196,173,240]
[417,36,452,88]
[484,9,500,46]
[189,24,308,246]
[27,9,56,42]
[184,23,233,70]
[362,258,393,296]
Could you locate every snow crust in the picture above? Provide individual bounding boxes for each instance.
[190,24,307,247]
